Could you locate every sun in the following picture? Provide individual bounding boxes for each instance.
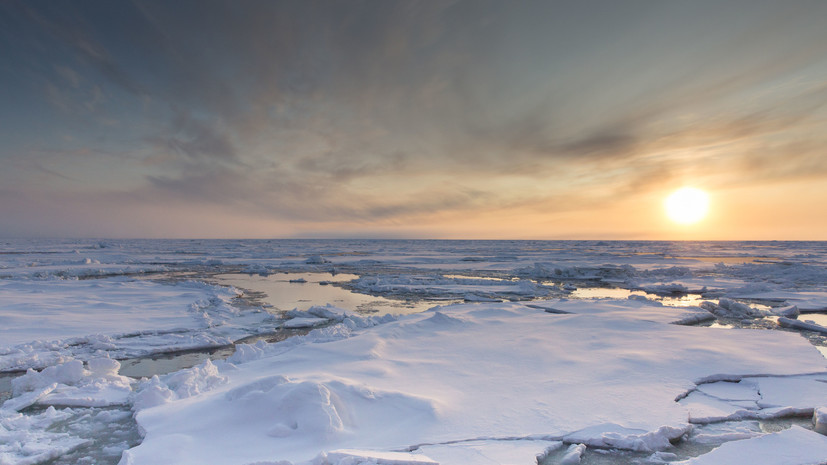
[664,187,709,225]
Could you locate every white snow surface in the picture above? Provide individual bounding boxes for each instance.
[674,426,827,465]
[414,439,562,464]
[3,239,827,465]
[679,374,827,423]
[0,277,277,371]
[124,301,827,465]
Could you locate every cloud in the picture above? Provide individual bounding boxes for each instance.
[9,1,147,96]
[3,1,827,238]
[147,111,238,164]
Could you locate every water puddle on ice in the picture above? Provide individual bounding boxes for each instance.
[569,287,707,307]
[570,287,640,300]
[117,327,311,378]
[118,347,233,378]
[212,272,441,315]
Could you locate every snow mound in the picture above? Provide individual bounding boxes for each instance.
[128,377,438,465]
[132,359,227,410]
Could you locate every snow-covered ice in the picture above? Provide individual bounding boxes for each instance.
[0,277,278,372]
[2,239,827,465]
[674,426,827,465]
[123,301,827,465]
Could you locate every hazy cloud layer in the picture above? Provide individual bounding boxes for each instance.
[1,0,826,238]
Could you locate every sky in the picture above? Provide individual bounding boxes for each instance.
[1,0,826,240]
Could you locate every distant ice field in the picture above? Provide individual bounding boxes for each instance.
[1,239,827,465]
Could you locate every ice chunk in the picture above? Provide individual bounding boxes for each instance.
[700,298,765,319]
[318,449,438,465]
[641,283,689,295]
[680,375,827,424]
[0,406,90,464]
[777,317,827,335]
[8,358,132,408]
[287,305,354,323]
[646,451,679,463]
[131,375,177,410]
[814,407,827,435]
[416,439,563,465]
[771,305,800,318]
[284,317,329,328]
[671,313,716,326]
[559,443,586,465]
[562,423,689,452]
[132,359,227,410]
[687,421,763,444]
[674,426,827,464]
[463,294,501,302]
[1,383,57,412]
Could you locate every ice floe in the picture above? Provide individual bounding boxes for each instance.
[122,301,827,465]
[673,426,827,465]
[0,278,277,372]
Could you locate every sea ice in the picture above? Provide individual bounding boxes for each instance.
[0,277,277,372]
[814,407,827,435]
[122,302,827,465]
[673,426,827,464]
[678,374,827,423]
[3,239,827,465]
[778,317,827,335]
[7,358,132,409]
[415,439,562,464]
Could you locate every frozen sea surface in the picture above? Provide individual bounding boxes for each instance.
[1,239,827,465]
